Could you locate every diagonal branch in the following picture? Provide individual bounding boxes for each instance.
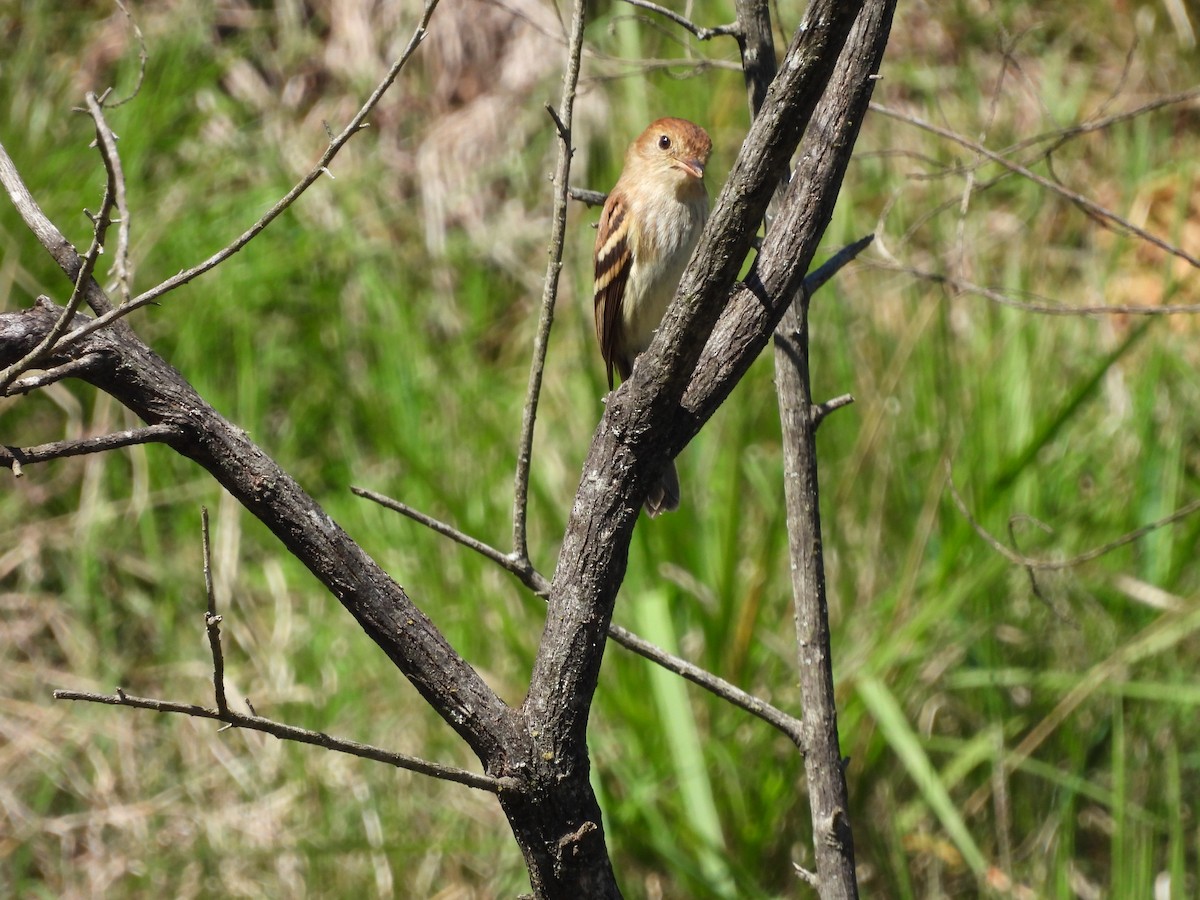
[2,422,180,474]
[5,353,105,396]
[1,294,518,770]
[618,0,741,41]
[53,688,504,793]
[947,466,1200,572]
[0,1,522,768]
[871,102,1200,270]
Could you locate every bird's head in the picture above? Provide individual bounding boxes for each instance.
[629,117,712,188]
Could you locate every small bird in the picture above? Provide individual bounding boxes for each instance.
[594,117,712,517]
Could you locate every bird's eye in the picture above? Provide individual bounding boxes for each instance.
[658,134,671,150]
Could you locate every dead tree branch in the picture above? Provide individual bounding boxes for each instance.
[53,688,503,793]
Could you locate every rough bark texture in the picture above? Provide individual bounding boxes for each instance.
[772,3,898,896]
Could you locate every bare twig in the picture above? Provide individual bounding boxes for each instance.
[0,122,118,392]
[351,486,550,596]
[874,260,1200,317]
[87,92,133,303]
[2,423,180,473]
[803,233,874,296]
[1024,86,1200,151]
[871,102,1200,270]
[606,624,805,747]
[811,394,855,428]
[582,55,742,80]
[568,186,607,207]
[511,2,589,565]
[618,0,741,40]
[6,353,105,396]
[108,0,149,109]
[201,507,229,715]
[46,0,442,350]
[52,688,503,793]
[946,463,1200,571]
[794,863,820,887]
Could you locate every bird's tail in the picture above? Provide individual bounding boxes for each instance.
[644,460,681,518]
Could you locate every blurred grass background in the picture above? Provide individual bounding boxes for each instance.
[2,0,1199,897]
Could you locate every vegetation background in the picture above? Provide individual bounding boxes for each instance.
[3,0,1198,897]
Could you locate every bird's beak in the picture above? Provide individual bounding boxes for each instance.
[674,158,706,180]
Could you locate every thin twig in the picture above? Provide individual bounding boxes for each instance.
[52,688,503,793]
[1005,514,1076,625]
[946,463,1200,571]
[2,424,179,474]
[606,624,805,747]
[568,186,607,207]
[87,92,132,303]
[618,0,741,40]
[811,394,855,429]
[201,507,229,715]
[6,353,105,396]
[993,87,1200,174]
[351,486,550,596]
[108,0,149,109]
[793,863,820,887]
[0,119,119,393]
[871,102,1200,270]
[49,0,442,349]
[875,260,1200,317]
[510,0,588,564]
[802,233,874,296]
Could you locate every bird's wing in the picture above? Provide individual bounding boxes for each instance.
[594,190,633,389]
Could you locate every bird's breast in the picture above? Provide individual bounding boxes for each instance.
[623,195,708,357]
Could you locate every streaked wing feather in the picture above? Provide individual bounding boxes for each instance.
[593,193,632,389]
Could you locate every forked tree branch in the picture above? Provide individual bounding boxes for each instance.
[0,1,894,895]
[352,484,808,746]
[524,0,868,786]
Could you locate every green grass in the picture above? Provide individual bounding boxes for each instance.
[4,1,1200,897]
